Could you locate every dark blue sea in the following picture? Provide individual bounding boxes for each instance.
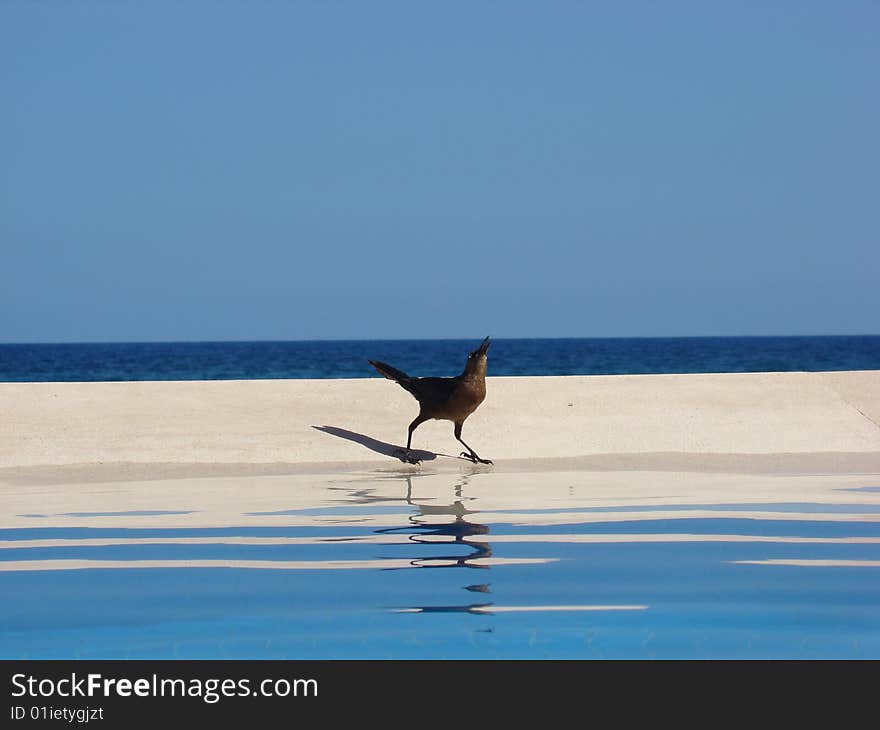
[1,336,878,382]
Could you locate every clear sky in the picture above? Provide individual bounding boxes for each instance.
[2,2,877,342]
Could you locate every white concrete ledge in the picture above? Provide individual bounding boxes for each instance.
[1,371,878,473]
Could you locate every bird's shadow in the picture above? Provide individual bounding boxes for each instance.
[313,425,438,463]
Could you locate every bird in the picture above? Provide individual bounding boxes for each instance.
[368,337,492,465]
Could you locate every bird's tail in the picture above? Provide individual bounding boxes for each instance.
[368,359,412,385]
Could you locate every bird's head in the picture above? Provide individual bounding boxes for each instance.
[464,336,490,377]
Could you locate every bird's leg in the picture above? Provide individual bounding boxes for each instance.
[396,414,428,464]
[454,422,493,465]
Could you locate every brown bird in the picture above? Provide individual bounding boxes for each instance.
[368,337,492,465]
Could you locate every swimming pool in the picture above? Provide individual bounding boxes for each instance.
[2,466,878,659]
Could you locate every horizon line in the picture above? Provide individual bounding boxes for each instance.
[2,333,879,347]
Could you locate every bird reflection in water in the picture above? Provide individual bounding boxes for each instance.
[332,474,498,616]
[383,476,498,618]
[374,475,491,569]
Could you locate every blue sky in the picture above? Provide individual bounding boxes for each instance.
[2,2,877,342]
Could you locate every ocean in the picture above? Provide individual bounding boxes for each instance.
[1,335,878,382]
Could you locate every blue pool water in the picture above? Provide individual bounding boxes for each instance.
[1,335,879,382]
[1,470,878,659]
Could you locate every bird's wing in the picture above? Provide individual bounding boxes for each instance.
[408,376,460,403]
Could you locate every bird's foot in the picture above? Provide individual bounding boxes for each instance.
[460,451,493,465]
[395,448,421,465]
